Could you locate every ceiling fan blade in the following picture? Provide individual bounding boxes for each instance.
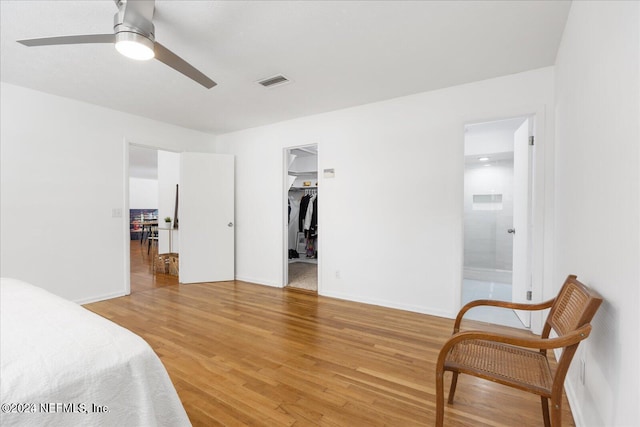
[154,42,216,89]
[18,34,115,47]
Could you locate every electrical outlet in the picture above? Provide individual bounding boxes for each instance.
[335,270,341,279]
[580,358,586,385]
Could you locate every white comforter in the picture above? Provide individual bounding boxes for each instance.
[0,278,191,426]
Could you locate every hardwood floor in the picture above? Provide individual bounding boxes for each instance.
[129,239,177,293]
[85,272,576,426]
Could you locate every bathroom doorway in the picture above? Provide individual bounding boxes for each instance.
[462,116,533,328]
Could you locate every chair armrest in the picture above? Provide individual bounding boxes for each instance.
[453,298,555,332]
[438,324,592,367]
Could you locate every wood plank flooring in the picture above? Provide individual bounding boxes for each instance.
[129,240,177,293]
[85,274,576,426]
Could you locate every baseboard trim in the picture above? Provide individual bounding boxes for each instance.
[76,290,127,305]
[320,289,452,319]
[235,276,282,288]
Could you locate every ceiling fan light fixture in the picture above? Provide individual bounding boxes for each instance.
[115,32,155,60]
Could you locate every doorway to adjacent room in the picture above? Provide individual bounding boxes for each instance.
[284,145,319,293]
[462,116,534,329]
[126,144,236,293]
[127,145,178,294]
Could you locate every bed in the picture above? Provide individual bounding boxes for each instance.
[0,278,191,426]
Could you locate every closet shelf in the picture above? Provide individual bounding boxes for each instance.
[288,171,317,177]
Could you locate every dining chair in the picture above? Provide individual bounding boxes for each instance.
[147,224,158,255]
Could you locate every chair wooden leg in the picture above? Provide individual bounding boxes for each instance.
[447,372,459,404]
[435,369,445,427]
[550,398,561,427]
[541,396,551,427]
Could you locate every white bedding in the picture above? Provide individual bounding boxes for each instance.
[0,278,191,426]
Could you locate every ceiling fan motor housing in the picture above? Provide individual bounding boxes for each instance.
[113,3,155,43]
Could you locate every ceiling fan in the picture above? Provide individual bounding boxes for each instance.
[17,0,216,89]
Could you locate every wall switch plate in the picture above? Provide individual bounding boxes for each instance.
[112,208,122,218]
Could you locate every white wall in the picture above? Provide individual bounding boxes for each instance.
[129,177,158,209]
[553,2,639,426]
[215,67,554,317]
[0,82,214,303]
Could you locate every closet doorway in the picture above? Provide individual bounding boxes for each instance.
[284,145,318,293]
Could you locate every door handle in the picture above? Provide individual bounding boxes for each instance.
[507,228,516,234]
[228,222,234,227]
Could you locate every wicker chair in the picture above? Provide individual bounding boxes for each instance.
[435,275,603,427]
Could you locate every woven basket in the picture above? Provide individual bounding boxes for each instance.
[154,254,169,274]
[168,253,179,276]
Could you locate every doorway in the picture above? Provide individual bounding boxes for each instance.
[462,116,533,328]
[284,145,318,292]
[126,144,235,292]
[128,145,180,293]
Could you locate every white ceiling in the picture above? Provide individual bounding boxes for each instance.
[0,1,571,135]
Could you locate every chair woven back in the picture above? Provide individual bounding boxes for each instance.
[540,275,603,390]
[544,275,603,339]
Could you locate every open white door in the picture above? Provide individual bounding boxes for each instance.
[179,152,234,284]
[512,119,532,327]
